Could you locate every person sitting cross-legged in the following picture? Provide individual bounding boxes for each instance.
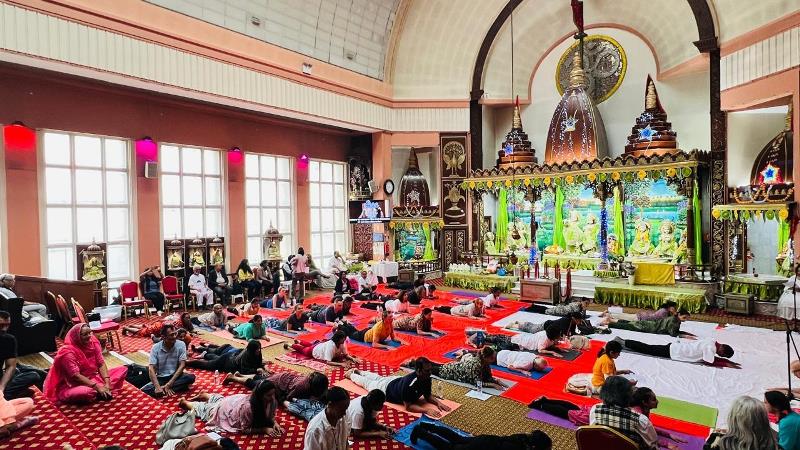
[142,324,196,398]
[0,391,38,440]
[0,311,46,400]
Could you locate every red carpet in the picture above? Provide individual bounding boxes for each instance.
[4,390,96,450]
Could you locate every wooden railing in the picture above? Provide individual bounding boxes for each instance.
[398,259,442,274]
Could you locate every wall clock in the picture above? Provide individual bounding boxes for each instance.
[556,34,626,104]
[383,179,395,195]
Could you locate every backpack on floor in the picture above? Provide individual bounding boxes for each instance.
[125,363,151,388]
[156,410,197,445]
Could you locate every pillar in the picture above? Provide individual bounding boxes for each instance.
[3,124,40,275]
[372,132,392,260]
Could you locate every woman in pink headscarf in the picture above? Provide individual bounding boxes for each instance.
[42,324,127,405]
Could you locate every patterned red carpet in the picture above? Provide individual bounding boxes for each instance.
[4,390,94,450]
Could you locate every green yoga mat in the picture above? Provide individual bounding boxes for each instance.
[653,397,718,427]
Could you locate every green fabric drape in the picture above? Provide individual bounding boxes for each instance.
[594,283,707,313]
[553,186,566,250]
[495,188,509,251]
[778,220,790,254]
[444,272,517,293]
[613,185,625,255]
[422,223,434,260]
[692,181,703,265]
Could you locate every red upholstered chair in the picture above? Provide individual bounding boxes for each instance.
[70,298,122,352]
[162,276,187,313]
[48,291,72,337]
[119,281,150,320]
[575,425,639,450]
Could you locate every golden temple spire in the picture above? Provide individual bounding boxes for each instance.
[512,95,522,129]
[786,103,793,131]
[568,51,586,88]
[645,79,657,110]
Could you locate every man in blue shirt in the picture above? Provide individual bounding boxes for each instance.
[765,390,800,450]
[142,324,195,397]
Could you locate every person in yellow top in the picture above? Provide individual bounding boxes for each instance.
[236,258,261,300]
[338,310,405,350]
[566,340,634,396]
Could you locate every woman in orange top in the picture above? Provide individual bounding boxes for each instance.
[339,310,404,350]
[566,340,634,396]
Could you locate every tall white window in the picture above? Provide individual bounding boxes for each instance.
[245,154,294,262]
[160,144,223,239]
[42,131,133,285]
[309,160,348,263]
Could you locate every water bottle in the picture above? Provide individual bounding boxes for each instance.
[213,370,220,385]
[476,379,483,393]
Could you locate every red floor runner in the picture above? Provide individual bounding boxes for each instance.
[4,390,95,450]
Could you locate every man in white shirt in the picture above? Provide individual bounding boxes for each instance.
[495,350,548,375]
[354,270,378,300]
[618,337,740,368]
[304,386,351,450]
[188,265,214,310]
[328,252,348,274]
[467,326,564,358]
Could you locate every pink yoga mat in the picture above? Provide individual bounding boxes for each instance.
[334,378,461,418]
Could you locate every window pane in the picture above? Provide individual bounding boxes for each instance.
[161,174,181,206]
[321,211,334,232]
[47,208,73,244]
[335,232,346,253]
[311,234,321,258]
[245,154,259,178]
[182,147,202,174]
[261,180,276,206]
[161,145,180,172]
[280,237,292,258]
[334,209,345,231]
[205,209,222,237]
[322,232,334,258]
[247,237,262,263]
[309,161,320,182]
[276,157,290,178]
[246,208,261,236]
[74,136,102,167]
[261,156,275,179]
[334,185,345,207]
[104,139,128,169]
[205,177,221,206]
[163,208,182,238]
[309,183,320,207]
[320,184,333,207]
[333,163,344,183]
[74,169,103,205]
[277,208,291,233]
[262,209,277,233]
[106,172,129,205]
[107,208,130,241]
[310,209,320,232]
[245,180,260,207]
[277,181,291,206]
[48,247,74,280]
[203,149,220,175]
[106,244,131,279]
[76,207,105,243]
[45,168,72,204]
[320,162,332,182]
[183,208,204,237]
[44,132,70,165]
[182,176,203,206]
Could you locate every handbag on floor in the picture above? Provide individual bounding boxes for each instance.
[173,434,221,450]
[125,363,151,388]
[156,410,197,445]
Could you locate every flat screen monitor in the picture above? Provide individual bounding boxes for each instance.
[349,200,391,223]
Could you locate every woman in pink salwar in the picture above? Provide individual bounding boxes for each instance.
[42,324,127,405]
[0,393,37,439]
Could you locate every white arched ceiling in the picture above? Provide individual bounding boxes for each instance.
[712,0,799,42]
[143,0,401,80]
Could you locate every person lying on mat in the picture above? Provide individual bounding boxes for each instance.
[186,339,265,374]
[411,422,553,450]
[391,308,440,337]
[466,325,565,358]
[42,324,128,406]
[337,309,405,349]
[308,297,347,326]
[179,380,283,436]
[227,315,270,341]
[600,308,697,339]
[234,298,261,317]
[278,304,310,332]
[454,348,548,377]
[434,297,485,319]
[191,303,228,329]
[225,370,329,407]
[123,311,196,341]
[260,287,290,309]
[765,390,800,450]
[284,331,360,368]
[346,357,451,418]
[567,340,634,396]
[526,297,590,317]
[142,324,196,398]
[304,386,351,450]
[361,291,411,313]
[429,346,509,391]
[767,360,800,397]
[479,286,503,308]
[347,389,395,440]
[600,300,678,322]
[507,311,585,337]
[617,337,740,368]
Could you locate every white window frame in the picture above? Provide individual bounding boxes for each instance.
[308,158,349,263]
[38,129,136,289]
[158,143,226,242]
[244,153,295,263]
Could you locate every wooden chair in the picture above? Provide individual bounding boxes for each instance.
[70,298,122,352]
[575,425,639,450]
[161,276,187,313]
[47,291,71,337]
[119,281,150,320]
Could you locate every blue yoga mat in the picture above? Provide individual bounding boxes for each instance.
[393,416,471,450]
[325,331,403,350]
[442,349,552,380]
[395,329,446,339]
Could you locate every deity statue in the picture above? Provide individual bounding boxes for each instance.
[189,249,205,267]
[580,213,600,255]
[674,231,688,263]
[267,240,281,258]
[607,234,620,256]
[484,231,498,255]
[653,220,678,258]
[211,248,224,266]
[563,210,583,255]
[82,255,106,282]
[628,219,655,257]
[168,249,184,269]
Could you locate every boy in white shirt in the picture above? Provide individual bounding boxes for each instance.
[618,337,740,368]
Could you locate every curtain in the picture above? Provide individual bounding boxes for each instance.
[778,220,790,254]
[692,181,703,265]
[553,186,566,250]
[422,223,434,260]
[613,185,626,256]
[495,188,509,251]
